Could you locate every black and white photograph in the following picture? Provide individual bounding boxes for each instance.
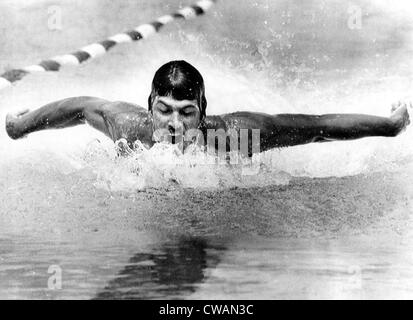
[0,0,413,303]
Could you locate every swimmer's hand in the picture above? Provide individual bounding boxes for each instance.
[115,138,134,156]
[390,101,411,136]
[5,109,30,139]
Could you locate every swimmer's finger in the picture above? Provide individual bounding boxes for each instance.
[8,109,30,119]
[16,108,30,117]
[391,101,410,113]
[5,113,27,139]
[115,138,134,156]
[391,102,398,112]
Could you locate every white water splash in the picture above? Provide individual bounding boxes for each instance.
[76,139,291,192]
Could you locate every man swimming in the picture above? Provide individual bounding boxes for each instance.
[5,60,411,156]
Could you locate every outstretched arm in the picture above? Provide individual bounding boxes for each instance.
[5,96,115,140]
[222,102,410,152]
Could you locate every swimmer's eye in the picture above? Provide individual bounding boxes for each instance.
[181,106,197,116]
[156,105,172,114]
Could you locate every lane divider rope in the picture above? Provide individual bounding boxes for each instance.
[0,0,216,91]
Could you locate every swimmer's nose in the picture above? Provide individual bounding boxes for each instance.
[168,124,184,135]
[168,114,183,135]
[168,125,176,135]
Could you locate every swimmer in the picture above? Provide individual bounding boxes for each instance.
[5,60,411,156]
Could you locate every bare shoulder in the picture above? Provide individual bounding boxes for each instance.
[99,100,145,117]
[95,100,153,145]
[66,96,148,119]
[204,115,227,130]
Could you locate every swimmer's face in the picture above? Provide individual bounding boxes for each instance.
[151,96,201,144]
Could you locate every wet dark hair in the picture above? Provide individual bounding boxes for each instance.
[148,60,207,121]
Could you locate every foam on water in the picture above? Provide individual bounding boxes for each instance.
[0,0,413,192]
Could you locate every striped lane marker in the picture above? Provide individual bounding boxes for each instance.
[0,0,216,89]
